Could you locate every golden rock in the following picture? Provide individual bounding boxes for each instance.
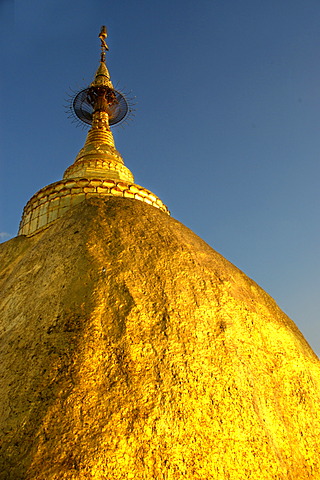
[2,25,320,479]
[1,197,320,479]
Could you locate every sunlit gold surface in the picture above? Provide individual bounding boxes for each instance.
[18,177,169,236]
[1,197,320,479]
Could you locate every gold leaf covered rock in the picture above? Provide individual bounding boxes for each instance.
[1,197,320,479]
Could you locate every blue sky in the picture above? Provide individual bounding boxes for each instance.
[1,0,319,355]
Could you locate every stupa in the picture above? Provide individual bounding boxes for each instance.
[0,27,320,480]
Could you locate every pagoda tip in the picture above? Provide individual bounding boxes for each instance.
[99,25,109,62]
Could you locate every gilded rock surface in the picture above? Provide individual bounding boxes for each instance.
[1,197,320,480]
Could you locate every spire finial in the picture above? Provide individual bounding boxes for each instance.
[99,25,109,63]
[70,27,130,127]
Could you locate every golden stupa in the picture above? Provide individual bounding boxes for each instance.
[1,28,320,480]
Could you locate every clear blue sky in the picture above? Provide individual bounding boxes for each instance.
[1,0,319,355]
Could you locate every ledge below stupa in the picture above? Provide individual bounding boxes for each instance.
[18,178,169,236]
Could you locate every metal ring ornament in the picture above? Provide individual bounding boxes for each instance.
[72,88,129,126]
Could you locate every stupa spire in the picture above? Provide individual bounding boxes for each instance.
[90,26,112,88]
[64,26,129,181]
[18,26,169,237]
